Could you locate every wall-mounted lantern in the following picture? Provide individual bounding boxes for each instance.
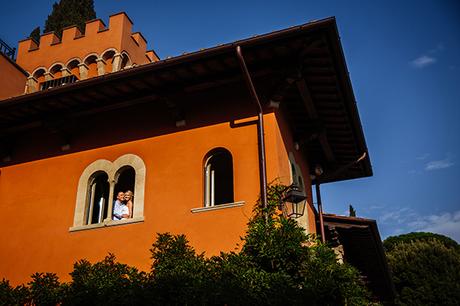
[280,185,307,218]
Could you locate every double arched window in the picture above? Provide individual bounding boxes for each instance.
[85,166,136,225]
[71,154,146,231]
[204,148,234,207]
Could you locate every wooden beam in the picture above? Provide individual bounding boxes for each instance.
[296,78,335,162]
[71,93,158,118]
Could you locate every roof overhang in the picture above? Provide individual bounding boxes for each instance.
[323,214,395,302]
[0,17,372,182]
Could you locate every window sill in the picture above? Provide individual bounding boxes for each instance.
[191,201,245,213]
[69,216,144,232]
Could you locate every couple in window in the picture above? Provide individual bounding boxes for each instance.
[112,191,133,220]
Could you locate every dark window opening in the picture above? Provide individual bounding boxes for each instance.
[298,175,304,192]
[121,53,130,69]
[115,166,135,194]
[86,171,109,225]
[114,166,135,217]
[291,162,297,182]
[205,149,234,206]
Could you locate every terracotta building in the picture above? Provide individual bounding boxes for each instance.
[0,12,392,300]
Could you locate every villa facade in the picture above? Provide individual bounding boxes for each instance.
[0,12,379,290]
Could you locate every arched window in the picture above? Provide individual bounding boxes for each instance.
[291,162,297,182]
[49,63,63,79]
[32,68,46,84]
[86,171,110,225]
[102,49,116,73]
[66,58,81,79]
[204,148,234,207]
[84,54,98,78]
[120,52,131,69]
[289,152,306,192]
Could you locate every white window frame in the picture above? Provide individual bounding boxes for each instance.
[192,148,243,213]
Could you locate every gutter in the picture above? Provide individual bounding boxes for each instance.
[236,45,268,221]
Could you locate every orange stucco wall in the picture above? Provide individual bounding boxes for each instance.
[0,53,27,100]
[0,101,315,285]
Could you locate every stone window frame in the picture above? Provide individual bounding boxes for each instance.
[70,154,146,232]
[288,152,306,192]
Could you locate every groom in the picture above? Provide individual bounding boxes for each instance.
[113,191,129,220]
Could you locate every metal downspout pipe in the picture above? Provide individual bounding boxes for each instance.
[236,46,268,221]
[315,152,367,243]
[315,183,326,243]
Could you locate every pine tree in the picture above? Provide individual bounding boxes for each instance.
[29,0,96,42]
[349,204,356,217]
[29,26,41,43]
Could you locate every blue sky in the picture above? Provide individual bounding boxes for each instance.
[1,0,459,241]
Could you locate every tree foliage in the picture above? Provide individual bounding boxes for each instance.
[29,26,41,43]
[0,185,371,305]
[384,233,460,305]
[0,279,29,306]
[349,204,356,217]
[149,233,212,305]
[29,0,96,41]
[383,231,459,252]
[63,253,148,305]
[28,272,63,306]
[145,185,370,305]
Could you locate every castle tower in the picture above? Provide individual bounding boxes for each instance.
[16,12,159,93]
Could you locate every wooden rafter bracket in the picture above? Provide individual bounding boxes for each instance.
[296,78,335,162]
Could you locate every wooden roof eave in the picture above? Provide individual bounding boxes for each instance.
[321,23,373,181]
[322,214,396,301]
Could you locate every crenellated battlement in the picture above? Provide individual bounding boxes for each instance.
[61,25,82,43]
[17,12,159,93]
[18,14,133,54]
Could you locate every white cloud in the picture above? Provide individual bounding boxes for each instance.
[425,158,454,171]
[410,43,444,69]
[411,55,437,68]
[378,208,460,242]
[415,211,460,242]
[380,207,410,223]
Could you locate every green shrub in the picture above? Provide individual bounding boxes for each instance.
[28,272,64,306]
[149,233,212,305]
[63,254,147,306]
[0,279,30,306]
[240,185,370,305]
